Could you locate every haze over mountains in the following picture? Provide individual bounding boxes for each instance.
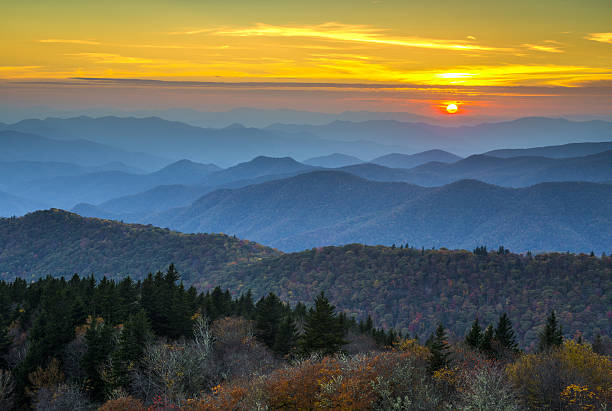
[2,114,612,254]
[2,116,611,166]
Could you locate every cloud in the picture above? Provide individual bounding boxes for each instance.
[65,53,159,64]
[585,32,612,44]
[39,39,101,45]
[178,22,507,52]
[522,43,564,53]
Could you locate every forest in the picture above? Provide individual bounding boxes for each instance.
[0,265,610,410]
[1,210,611,349]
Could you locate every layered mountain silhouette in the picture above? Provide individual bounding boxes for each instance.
[133,171,612,253]
[484,141,612,158]
[371,150,462,169]
[0,116,402,165]
[10,159,220,209]
[0,130,167,170]
[267,117,612,154]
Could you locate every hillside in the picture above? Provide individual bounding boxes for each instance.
[214,244,612,348]
[0,211,609,347]
[371,150,462,169]
[148,172,612,253]
[0,209,278,282]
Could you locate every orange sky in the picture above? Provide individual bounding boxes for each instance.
[1,0,611,120]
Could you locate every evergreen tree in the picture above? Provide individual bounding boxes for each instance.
[428,323,451,372]
[82,320,115,400]
[255,293,284,349]
[300,292,347,356]
[273,315,297,357]
[494,313,519,352]
[465,318,483,349]
[480,324,494,355]
[537,310,563,352]
[110,310,153,390]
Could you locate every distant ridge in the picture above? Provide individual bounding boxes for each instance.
[145,170,612,253]
[303,153,363,168]
[371,150,462,169]
[484,141,612,159]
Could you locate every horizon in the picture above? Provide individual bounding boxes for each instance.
[2,0,612,123]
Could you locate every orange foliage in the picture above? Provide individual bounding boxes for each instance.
[98,396,146,411]
[187,351,429,410]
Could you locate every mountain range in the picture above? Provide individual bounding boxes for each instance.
[0,130,167,170]
[267,117,612,154]
[132,171,612,253]
[3,116,612,166]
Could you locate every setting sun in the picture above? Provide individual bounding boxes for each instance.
[446,103,458,114]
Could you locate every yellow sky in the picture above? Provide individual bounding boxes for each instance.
[1,0,611,117]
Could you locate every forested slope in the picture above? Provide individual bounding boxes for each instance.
[0,209,278,282]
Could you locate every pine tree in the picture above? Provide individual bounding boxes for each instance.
[494,313,519,352]
[480,324,494,355]
[465,318,483,349]
[255,293,284,349]
[110,310,153,390]
[300,292,347,356]
[273,315,297,357]
[428,323,451,372]
[82,319,115,400]
[537,310,563,352]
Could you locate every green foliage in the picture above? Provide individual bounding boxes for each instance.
[82,319,115,400]
[217,244,612,348]
[300,292,347,356]
[465,318,483,349]
[428,323,451,372]
[537,310,563,352]
[495,313,519,353]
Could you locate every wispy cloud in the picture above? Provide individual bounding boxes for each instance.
[585,32,612,44]
[175,22,506,52]
[522,43,564,53]
[65,53,158,64]
[39,39,101,45]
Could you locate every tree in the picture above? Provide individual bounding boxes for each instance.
[495,313,518,352]
[81,319,116,400]
[273,315,297,357]
[480,325,495,355]
[255,293,284,349]
[465,318,483,349]
[110,310,153,390]
[537,311,563,352]
[428,323,451,372]
[300,292,346,356]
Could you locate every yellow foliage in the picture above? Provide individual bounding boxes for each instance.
[506,340,612,409]
[394,338,430,359]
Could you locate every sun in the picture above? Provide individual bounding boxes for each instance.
[446,103,458,114]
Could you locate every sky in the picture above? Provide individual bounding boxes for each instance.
[1,0,612,122]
